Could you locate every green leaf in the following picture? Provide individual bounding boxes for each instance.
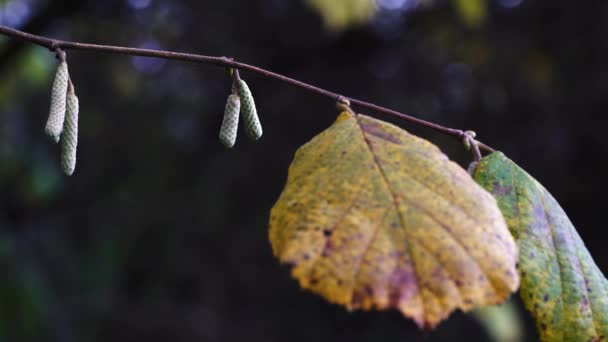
[472,151,608,341]
[269,112,518,328]
[472,299,524,342]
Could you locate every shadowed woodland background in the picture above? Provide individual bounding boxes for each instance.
[1,0,608,341]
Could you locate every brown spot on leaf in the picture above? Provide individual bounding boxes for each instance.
[581,297,589,309]
[322,240,334,257]
[491,182,513,196]
[359,120,402,144]
[388,266,418,306]
[351,291,363,307]
[388,288,401,307]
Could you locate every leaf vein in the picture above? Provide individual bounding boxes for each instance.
[363,124,501,298]
[364,131,481,228]
[538,188,570,340]
[355,115,426,322]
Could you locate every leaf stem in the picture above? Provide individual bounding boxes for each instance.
[0,25,494,152]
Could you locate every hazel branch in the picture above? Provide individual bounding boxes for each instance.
[0,25,495,152]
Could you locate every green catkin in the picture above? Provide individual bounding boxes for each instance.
[219,94,240,148]
[61,87,79,176]
[45,61,69,143]
[236,79,263,140]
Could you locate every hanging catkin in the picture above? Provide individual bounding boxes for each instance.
[219,94,240,148]
[45,61,69,143]
[236,79,262,140]
[61,86,79,176]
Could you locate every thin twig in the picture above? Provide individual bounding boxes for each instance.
[0,25,495,152]
[471,142,482,162]
[477,141,495,153]
[54,47,65,62]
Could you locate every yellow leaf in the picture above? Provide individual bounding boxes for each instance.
[454,0,488,28]
[306,0,377,31]
[269,112,519,328]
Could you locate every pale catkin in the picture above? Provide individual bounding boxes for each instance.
[45,61,69,142]
[236,79,263,140]
[219,94,240,148]
[61,87,79,176]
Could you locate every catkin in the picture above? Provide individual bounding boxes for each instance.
[219,94,240,148]
[45,61,69,142]
[61,87,79,176]
[236,79,263,140]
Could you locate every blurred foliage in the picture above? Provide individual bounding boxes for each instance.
[472,300,524,342]
[306,0,377,31]
[0,238,49,341]
[454,0,488,28]
[21,48,54,90]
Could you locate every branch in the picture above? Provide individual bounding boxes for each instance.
[0,25,495,152]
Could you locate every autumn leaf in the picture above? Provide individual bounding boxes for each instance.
[454,0,488,28]
[472,152,608,341]
[306,0,377,31]
[269,112,519,328]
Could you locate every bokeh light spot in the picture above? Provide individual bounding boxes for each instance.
[0,0,32,27]
[130,40,167,74]
[497,0,523,9]
[128,0,152,10]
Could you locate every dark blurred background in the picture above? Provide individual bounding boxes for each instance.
[1,0,607,341]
